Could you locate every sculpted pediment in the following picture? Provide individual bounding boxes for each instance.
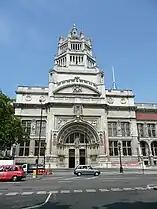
[53,83,100,96]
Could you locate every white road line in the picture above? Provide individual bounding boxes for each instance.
[99,189,109,192]
[61,190,70,193]
[63,177,79,181]
[36,191,47,195]
[123,188,134,191]
[42,176,64,181]
[5,192,19,196]
[0,193,3,195]
[58,181,72,183]
[74,190,83,193]
[22,192,52,209]
[135,187,147,190]
[21,192,34,195]
[111,188,122,191]
[87,176,98,180]
[49,190,58,194]
[86,189,96,193]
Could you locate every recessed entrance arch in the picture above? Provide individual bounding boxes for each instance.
[57,121,99,168]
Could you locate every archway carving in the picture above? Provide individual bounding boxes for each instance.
[57,121,99,146]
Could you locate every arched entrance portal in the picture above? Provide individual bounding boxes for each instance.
[66,132,89,168]
[57,121,99,168]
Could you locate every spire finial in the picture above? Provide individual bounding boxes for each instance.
[112,65,117,90]
[73,23,76,28]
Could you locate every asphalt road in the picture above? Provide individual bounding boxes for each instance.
[0,172,157,209]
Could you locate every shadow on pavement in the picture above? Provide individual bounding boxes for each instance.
[39,201,157,209]
[101,201,157,209]
[41,201,71,208]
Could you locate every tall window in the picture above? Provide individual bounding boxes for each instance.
[147,124,156,137]
[137,123,144,137]
[22,120,31,135]
[151,141,157,156]
[108,122,117,137]
[34,140,45,156]
[121,122,130,136]
[109,141,118,156]
[19,141,30,156]
[122,141,132,156]
[35,121,46,136]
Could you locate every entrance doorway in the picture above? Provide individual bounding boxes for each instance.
[69,149,75,168]
[79,149,86,165]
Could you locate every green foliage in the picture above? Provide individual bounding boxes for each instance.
[0,92,29,151]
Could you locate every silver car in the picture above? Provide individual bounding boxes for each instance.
[74,165,100,176]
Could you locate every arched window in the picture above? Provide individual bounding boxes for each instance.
[65,132,88,144]
[151,141,157,156]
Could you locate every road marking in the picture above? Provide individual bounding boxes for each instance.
[61,190,70,193]
[23,192,52,209]
[99,189,109,192]
[36,191,47,195]
[86,189,96,193]
[0,193,3,195]
[111,188,122,191]
[135,187,147,190]
[49,190,58,194]
[42,176,64,180]
[21,192,34,195]
[63,177,79,180]
[87,176,98,180]
[123,188,134,191]
[74,190,83,193]
[58,180,72,183]
[6,192,18,196]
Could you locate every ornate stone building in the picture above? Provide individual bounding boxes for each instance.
[14,25,157,168]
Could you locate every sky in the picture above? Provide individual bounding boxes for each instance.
[0,0,157,103]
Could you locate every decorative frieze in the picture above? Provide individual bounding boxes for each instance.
[83,117,99,129]
[55,117,73,129]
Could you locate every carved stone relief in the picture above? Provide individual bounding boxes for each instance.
[73,85,82,93]
[56,117,72,129]
[120,98,126,104]
[25,95,32,101]
[107,97,114,104]
[83,117,99,129]
[73,105,83,116]
[53,133,57,145]
[39,95,46,102]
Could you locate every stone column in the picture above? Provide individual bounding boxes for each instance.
[130,119,139,156]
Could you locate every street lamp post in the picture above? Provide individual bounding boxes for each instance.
[85,138,88,164]
[36,99,43,177]
[118,141,123,173]
[43,142,47,171]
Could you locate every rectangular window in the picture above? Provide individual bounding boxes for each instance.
[34,140,46,156]
[109,141,118,156]
[122,141,132,156]
[147,124,156,137]
[22,120,31,135]
[19,141,30,156]
[35,121,46,136]
[108,122,117,137]
[121,122,130,136]
[137,123,144,137]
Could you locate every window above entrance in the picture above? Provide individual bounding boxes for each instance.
[66,132,88,144]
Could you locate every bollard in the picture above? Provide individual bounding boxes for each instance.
[33,169,36,178]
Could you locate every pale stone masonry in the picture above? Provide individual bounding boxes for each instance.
[14,25,157,168]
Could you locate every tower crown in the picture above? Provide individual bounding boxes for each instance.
[54,25,96,68]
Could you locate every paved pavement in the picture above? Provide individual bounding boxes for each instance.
[1,172,157,208]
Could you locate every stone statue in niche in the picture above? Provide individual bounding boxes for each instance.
[31,120,36,135]
[99,133,103,145]
[73,105,83,118]
[53,133,57,145]
[117,121,122,136]
[75,137,79,148]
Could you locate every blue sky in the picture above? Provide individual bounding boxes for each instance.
[0,0,157,102]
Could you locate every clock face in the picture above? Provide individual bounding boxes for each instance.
[107,97,114,104]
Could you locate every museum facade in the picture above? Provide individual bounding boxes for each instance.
[14,25,157,168]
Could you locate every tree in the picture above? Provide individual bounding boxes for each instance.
[0,91,29,155]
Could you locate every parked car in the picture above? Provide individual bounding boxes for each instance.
[74,165,101,176]
[0,165,25,181]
